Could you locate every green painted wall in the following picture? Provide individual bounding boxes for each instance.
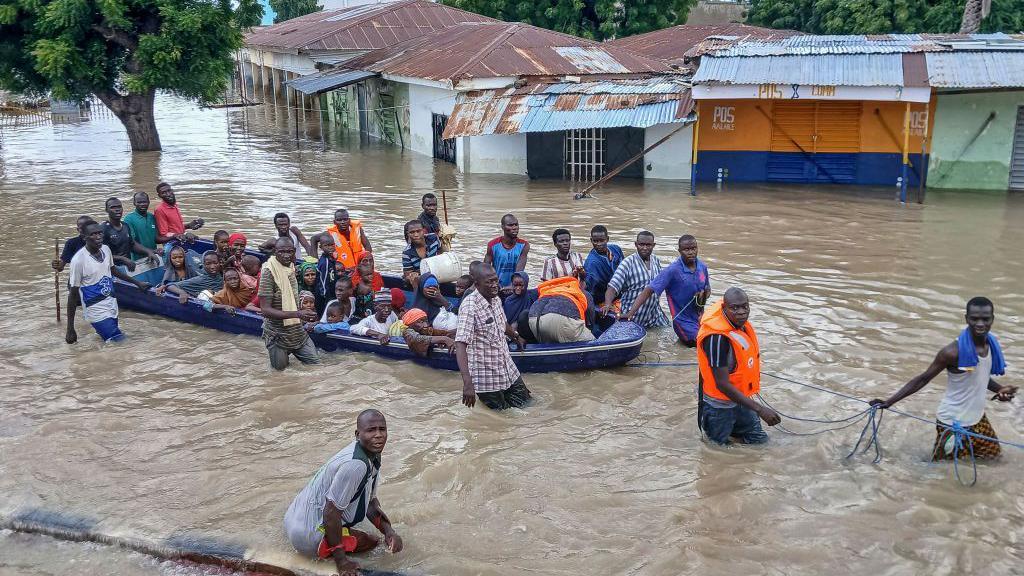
[928,91,1024,190]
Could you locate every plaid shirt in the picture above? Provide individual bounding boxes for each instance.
[455,289,520,393]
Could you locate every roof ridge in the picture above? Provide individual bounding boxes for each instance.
[299,0,419,49]
[446,22,523,82]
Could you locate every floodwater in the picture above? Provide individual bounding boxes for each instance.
[1,96,1022,576]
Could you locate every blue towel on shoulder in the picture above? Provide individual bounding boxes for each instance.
[957,328,1006,375]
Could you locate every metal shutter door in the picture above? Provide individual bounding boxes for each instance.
[767,102,816,182]
[813,102,861,183]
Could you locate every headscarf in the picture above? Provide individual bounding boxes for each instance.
[228,232,247,246]
[297,260,318,288]
[402,308,426,326]
[351,250,383,292]
[390,287,406,310]
[502,271,537,324]
[412,272,445,324]
[161,243,197,285]
[212,271,254,308]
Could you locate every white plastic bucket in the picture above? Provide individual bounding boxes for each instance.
[420,252,462,283]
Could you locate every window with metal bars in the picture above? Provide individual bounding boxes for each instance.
[564,128,605,181]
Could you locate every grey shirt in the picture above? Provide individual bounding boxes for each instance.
[283,441,380,557]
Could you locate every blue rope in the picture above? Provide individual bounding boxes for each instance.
[939,421,979,487]
[625,363,1024,452]
[845,405,885,464]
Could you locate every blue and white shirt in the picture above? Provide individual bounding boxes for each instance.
[69,245,118,324]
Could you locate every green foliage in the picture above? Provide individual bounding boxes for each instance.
[269,0,320,23]
[235,0,264,28]
[0,0,245,101]
[443,0,697,40]
[748,0,1024,34]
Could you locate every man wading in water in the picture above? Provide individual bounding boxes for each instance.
[696,287,781,444]
[872,297,1017,460]
[259,237,319,370]
[284,410,403,576]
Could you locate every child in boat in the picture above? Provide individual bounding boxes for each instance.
[309,300,350,334]
[299,291,316,314]
[207,268,258,314]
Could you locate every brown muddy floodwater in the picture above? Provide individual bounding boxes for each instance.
[1,96,1022,576]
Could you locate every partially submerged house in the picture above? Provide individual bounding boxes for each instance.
[290,22,695,180]
[688,34,1024,194]
[239,0,493,114]
[923,42,1024,191]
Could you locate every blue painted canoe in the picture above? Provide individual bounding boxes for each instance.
[112,240,646,372]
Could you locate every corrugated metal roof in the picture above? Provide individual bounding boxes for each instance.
[708,33,1024,56]
[244,0,494,52]
[604,24,802,64]
[443,79,694,138]
[286,69,379,94]
[693,54,905,86]
[926,51,1024,88]
[343,22,676,82]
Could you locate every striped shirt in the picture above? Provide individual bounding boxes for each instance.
[540,252,584,282]
[608,253,669,328]
[402,234,441,272]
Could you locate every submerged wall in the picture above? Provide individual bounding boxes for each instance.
[644,123,694,181]
[928,91,1024,190]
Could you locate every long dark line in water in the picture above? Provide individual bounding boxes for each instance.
[1,508,400,576]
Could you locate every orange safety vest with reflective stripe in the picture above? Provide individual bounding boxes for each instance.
[696,299,761,401]
[327,220,365,269]
[536,276,587,319]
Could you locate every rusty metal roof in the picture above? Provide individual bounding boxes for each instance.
[243,0,494,52]
[443,79,694,138]
[604,24,802,65]
[341,22,677,82]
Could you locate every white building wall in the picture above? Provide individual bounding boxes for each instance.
[643,123,694,181]
[462,134,528,175]
[407,83,458,158]
[244,48,317,75]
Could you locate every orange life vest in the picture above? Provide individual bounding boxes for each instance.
[327,220,365,269]
[536,276,587,319]
[696,299,761,402]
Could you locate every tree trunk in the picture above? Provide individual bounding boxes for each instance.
[960,0,982,33]
[95,89,162,152]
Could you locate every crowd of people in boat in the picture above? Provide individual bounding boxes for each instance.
[52,182,715,357]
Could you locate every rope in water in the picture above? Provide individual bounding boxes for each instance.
[626,360,1023,485]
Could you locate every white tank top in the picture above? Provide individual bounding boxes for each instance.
[936,351,991,427]
[289,230,302,260]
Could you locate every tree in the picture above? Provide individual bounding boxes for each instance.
[443,0,697,40]
[0,0,256,152]
[748,0,1024,33]
[269,0,321,23]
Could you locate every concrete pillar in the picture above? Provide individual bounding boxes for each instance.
[272,67,279,107]
[250,60,257,101]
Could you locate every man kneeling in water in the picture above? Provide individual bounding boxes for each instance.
[284,410,403,576]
